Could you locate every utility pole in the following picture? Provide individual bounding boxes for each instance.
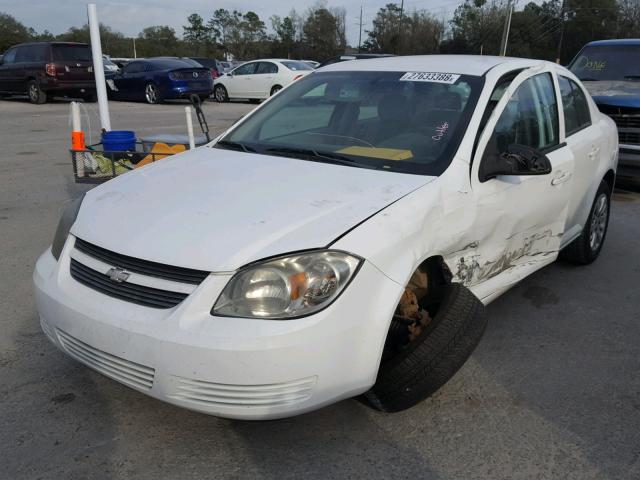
[499,0,514,56]
[132,38,137,58]
[358,2,363,52]
[556,0,566,64]
[398,0,404,54]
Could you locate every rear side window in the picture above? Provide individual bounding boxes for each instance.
[52,45,91,62]
[256,62,278,74]
[490,73,559,152]
[15,44,48,62]
[558,76,592,136]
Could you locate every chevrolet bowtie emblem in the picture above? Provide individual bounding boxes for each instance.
[106,267,130,283]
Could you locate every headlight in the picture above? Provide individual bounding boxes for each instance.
[51,193,85,260]
[212,250,362,319]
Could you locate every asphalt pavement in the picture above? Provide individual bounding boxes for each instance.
[1,96,639,480]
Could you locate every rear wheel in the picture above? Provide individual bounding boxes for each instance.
[560,180,611,264]
[144,83,162,104]
[82,92,97,103]
[270,85,282,96]
[364,283,486,412]
[214,85,229,103]
[27,80,47,104]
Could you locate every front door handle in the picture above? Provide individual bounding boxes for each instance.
[551,171,572,186]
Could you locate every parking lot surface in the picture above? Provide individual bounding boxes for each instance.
[1,97,639,480]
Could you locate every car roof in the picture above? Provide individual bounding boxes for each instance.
[586,39,640,46]
[10,41,88,48]
[319,54,545,76]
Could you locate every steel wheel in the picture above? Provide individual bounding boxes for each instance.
[145,83,159,104]
[589,193,608,252]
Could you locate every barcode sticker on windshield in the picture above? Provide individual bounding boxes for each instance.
[399,72,460,84]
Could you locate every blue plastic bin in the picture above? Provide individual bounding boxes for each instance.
[102,130,136,152]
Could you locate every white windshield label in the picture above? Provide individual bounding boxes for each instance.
[399,72,460,84]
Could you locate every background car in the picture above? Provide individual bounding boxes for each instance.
[102,55,119,74]
[0,41,96,104]
[190,57,229,79]
[302,60,320,69]
[106,57,213,104]
[569,39,640,179]
[213,59,313,102]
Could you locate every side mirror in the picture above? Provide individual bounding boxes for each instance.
[479,144,552,182]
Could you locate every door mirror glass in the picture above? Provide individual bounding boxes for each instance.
[479,144,552,182]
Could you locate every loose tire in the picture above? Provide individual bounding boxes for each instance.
[214,85,229,103]
[27,80,47,104]
[144,83,162,104]
[364,283,486,412]
[560,180,611,264]
[270,85,282,96]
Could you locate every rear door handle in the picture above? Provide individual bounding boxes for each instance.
[551,171,572,186]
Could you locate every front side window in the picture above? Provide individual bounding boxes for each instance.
[123,62,144,74]
[233,63,257,76]
[2,47,17,64]
[558,76,591,136]
[487,73,559,154]
[218,71,484,176]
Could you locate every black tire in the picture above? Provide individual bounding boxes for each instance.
[270,85,282,96]
[364,283,486,412]
[560,180,611,265]
[144,82,162,104]
[82,92,97,103]
[214,85,229,103]
[27,80,47,104]
[198,94,210,102]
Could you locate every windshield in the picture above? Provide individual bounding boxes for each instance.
[569,45,640,81]
[218,71,483,175]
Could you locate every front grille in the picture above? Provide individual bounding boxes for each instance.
[609,114,640,129]
[169,376,317,408]
[57,329,155,390]
[70,258,188,308]
[619,131,640,145]
[75,238,209,284]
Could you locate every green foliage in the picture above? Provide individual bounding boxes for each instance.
[0,12,34,52]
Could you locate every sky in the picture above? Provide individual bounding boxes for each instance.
[0,0,467,46]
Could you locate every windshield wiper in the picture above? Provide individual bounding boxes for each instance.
[265,146,378,170]
[215,140,256,153]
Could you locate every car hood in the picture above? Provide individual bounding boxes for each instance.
[583,80,640,109]
[72,148,433,272]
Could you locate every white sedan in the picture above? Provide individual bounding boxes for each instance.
[213,59,313,102]
[34,55,617,420]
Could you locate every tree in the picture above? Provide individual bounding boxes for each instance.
[183,13,211,55]
[271,15,296,57]
[0,13,31,52]
[209,8,236,58]
[137,26,179,57]
[303,7,343,60]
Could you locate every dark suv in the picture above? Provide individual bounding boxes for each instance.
[0,42,96,104]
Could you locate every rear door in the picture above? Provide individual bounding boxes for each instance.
[557,75,602,244]
[254,61,278,97]
[0,46,19,92]
[462,68,575,300]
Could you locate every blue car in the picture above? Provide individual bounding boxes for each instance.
[569,39,640,179]
[106,57,213,104]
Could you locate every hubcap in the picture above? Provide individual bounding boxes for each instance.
[215,87,225,101]
[29,84,38,101]
[145,85,156,103]
[589,193,608,252]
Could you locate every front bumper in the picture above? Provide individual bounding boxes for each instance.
[33,239,402,419]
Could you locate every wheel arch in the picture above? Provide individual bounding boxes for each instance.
[603,169,615,193]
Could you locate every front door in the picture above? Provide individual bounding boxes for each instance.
[0,46,19,92]
[228,62,258,98]
[455,67,575,301]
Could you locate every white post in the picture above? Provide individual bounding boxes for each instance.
[87,3,111,131]
[185,106,195,149]
[71,101,81,132]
